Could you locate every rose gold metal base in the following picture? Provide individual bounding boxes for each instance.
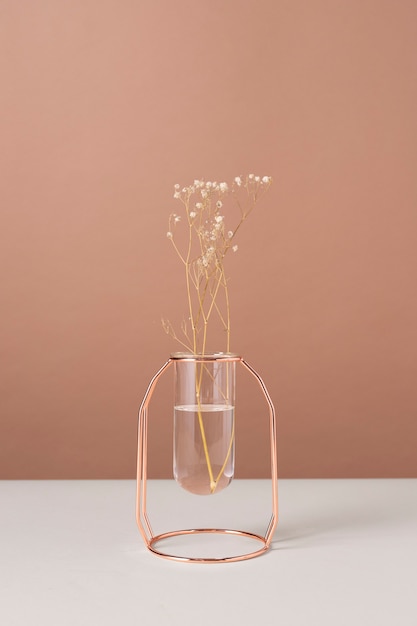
[148,528,268,563]
[136,354,278,564]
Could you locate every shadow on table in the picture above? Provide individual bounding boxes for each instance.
[268,480,416,550]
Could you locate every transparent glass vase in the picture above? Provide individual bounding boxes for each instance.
[136,352,278,562]
[173,353,236,496]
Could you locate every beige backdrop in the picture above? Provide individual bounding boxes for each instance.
[1,1,416,479]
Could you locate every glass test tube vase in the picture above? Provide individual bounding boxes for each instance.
[136,353,278,563]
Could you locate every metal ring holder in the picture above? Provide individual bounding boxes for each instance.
[136,355,278,563]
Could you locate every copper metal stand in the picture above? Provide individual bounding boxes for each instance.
[136,355,278,563]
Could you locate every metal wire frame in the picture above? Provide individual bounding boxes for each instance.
[136,354,278,563]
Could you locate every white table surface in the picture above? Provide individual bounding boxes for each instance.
[1,479,416,625]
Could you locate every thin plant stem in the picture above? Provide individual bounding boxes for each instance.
[165,175,272,493]
[214,418,235,486]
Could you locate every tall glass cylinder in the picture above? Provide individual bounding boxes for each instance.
[173,353,237,496]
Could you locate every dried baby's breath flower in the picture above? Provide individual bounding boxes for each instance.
[164,175,272,354]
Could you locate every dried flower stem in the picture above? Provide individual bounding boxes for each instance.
[165,175,272,493]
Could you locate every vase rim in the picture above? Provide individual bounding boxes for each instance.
[170,352,241,361]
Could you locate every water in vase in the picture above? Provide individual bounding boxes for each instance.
[174,403,235,495]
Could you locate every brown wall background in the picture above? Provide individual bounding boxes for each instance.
[1,1,416,479]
